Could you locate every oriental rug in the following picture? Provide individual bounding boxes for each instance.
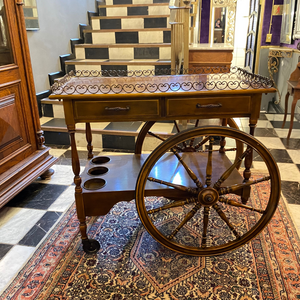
[1,177,300,300]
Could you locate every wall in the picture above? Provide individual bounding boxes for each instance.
[259,0,300,112]
[200,0,210,43]
[232,0,250,67]
[26,0,96,94]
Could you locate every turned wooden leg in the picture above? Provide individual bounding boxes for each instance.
[282,91,290,128]
[287,97,298,139]
[86,123,93,159]
[40,169,55,180]
[219,118,228,153]
[242,123,255,204]
[68,125,88,241]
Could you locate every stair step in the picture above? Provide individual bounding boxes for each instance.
[91,15,170,30]
[64,59,171,73]
[41,117,172,150]
[83,27,171,33]
[75,44,171,60]
[99,2,169,8]
[100,2,169,7]
[98,4,170,17]
[65,59,171,65]
[95,14,170,18]
[75,43,171,48]
[83,28,171,44]
[41,98,63,105]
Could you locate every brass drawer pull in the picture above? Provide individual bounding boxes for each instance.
[105,106,130,112]
[196,103,222,109]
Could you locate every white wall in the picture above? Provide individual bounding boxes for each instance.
[26,0,96,93]
[232,0,250,67]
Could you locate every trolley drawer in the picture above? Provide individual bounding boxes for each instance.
[73,99,160,122]
[166,96,251,117]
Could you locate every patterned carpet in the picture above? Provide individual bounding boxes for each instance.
[2,177,300,300]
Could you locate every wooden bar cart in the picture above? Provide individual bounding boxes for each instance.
[49,68,280,256]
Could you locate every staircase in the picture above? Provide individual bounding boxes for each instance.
[40,0,175,151]
[65,0,172,74]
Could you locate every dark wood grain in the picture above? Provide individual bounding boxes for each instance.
[0,0,57,208]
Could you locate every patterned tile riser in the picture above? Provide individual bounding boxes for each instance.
[89,30,171,44]
[72,64,171,73]
[99,5,170,17]
[75,46,171,60]
[90,17,170,30]
[104,0,169,6]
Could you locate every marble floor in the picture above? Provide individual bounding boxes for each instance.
[0,113,300,294]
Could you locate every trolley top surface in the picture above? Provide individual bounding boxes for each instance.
[49,68,276,100]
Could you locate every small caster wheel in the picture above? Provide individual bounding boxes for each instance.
[82,239,100,254]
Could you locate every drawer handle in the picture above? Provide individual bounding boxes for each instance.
[105,106,130,112]
[196,103,222,109]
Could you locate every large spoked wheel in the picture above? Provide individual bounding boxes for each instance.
[135,118,243,169]
[135,126,280,256]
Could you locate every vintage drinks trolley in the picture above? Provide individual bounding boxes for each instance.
[50,68,280,256]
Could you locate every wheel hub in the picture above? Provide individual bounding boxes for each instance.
[198,188,219,206]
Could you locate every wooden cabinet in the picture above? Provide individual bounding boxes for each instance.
[0,0,57,207]
[189,43,233,69]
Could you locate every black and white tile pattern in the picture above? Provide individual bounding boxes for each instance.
[64,0,174,75]
[75,45,171,60]
[1,113,300,293]
[84,29,171,44]
[65,60,171,74]
[91,16,170,30]
[99,1,170,16]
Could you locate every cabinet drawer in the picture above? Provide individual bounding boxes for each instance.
[73,99,160,122]
[166,96,251,117]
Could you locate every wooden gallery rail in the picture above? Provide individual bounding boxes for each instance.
[49,69,280,256]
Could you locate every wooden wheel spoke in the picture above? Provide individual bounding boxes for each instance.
[174,120,181,133]
[198,147,237,153]
[148,131,182,151]
[168,202,202,240]
[194,136,210,151]
[201,207,210,248]
[221,147,237,152]
[219,197,265,214]
[148,131,166,142]
[170,148,204,189]
[219,176,271,195]
[147,197,197,214]
[136,126,281,255]
[205,137,214,187]
[147,177,198,194]
[213,148,252,189]
[174,120,187,148]
[213,204,241,239]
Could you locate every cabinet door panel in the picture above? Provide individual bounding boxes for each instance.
[0,89,30,158]
[0,1,36,174]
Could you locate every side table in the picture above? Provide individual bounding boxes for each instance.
[268,47,293,104]
[282,62,300,139]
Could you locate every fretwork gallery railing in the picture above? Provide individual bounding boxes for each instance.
[50,67,274,96]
